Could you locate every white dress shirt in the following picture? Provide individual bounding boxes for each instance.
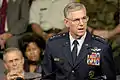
[29,0,74,31]
[70,32,87,56]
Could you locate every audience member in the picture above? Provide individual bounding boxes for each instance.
[19,33,45,73]
[88,24,120,39]
[42,2,116,80]
[0,0,29,49]
[29,0,74,40]
[3,48,41,80]
[113,9,120,76]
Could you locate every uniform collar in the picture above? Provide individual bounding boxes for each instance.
[69,31,87,46]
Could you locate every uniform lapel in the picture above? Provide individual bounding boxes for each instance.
[74,31,92,67]
[62,33,74,67]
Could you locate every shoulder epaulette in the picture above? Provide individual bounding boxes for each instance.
[49,33,66,41]
[92,35,108,44]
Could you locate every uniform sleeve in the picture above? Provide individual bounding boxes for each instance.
[101,45,116,80]
[41,41,55,80]
[29,0,41,25]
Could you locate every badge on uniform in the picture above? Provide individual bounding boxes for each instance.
[91,47,101,52]
[87,47,101,66]
[89,70,95,79]
[54,58,60,62]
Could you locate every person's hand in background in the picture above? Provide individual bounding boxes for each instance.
[6,69,24,80]
[0,33,12,49]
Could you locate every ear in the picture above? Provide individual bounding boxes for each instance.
[86,16,89,22]
[4,63,9,75]
[64,18,70,28]
[4,62,8,70]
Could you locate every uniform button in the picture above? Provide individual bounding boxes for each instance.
[72,70,74,73]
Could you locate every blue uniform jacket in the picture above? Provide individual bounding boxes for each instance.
[42,31,116,80]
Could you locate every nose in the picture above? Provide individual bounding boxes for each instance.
[78,19,84,25]
[12,60,17,66]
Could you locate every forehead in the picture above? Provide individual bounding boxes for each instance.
[27,42,38,48]
[69,8,86,19]
[5,51,21,61]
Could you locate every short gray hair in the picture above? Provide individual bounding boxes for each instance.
[3,48,23,62]
[64,2,86,18]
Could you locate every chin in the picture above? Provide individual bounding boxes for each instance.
[79,30,85,35]
[77,33,84,37]
[31,59,37,61]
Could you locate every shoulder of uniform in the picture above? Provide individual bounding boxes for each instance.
[92,35,108,44]
[49,33,66,41]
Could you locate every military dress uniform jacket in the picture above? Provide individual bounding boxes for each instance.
[42,31,116,80]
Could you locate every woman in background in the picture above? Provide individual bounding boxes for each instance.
[19,33,45,73]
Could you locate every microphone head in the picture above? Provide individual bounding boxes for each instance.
[24,72,41,80]
[16,77,24,80]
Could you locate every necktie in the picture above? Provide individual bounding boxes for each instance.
[0,0,7,34]
[72,40,78,64]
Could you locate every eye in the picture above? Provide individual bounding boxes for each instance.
[73,18,80,22]
[15,59,19,61]
[82,16,88,20]
[8,60,13,63]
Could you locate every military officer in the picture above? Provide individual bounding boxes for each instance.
[42,2,116,80]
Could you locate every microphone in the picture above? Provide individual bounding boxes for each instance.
[41,69,59,80]
[24,72,41,80]
[16,77,24,80]
[24,68,58,80]
[39,58,65,80]
[24,58,64,80]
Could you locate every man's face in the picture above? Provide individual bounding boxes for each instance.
[64,8,88,39]
[4,52,24,72]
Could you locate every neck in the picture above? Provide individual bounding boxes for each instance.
[29,65,37,72]
[70,33,82,39]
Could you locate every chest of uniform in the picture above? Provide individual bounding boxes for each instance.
[86,47,102,66]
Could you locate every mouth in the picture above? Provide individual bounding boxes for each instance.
[30,56,37,60]
[78,28,84,30]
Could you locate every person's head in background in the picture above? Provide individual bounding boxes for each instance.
[3,48,24,73]
[19,33,46,63]
[64,2,89,39]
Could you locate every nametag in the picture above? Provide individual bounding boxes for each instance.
[40,8,47,11]
[54,58,60,62]
[87,52,100,66]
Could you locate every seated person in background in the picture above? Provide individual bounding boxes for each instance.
[3,48,41,80]
[19,33,46,73]
[3,48,25,80]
